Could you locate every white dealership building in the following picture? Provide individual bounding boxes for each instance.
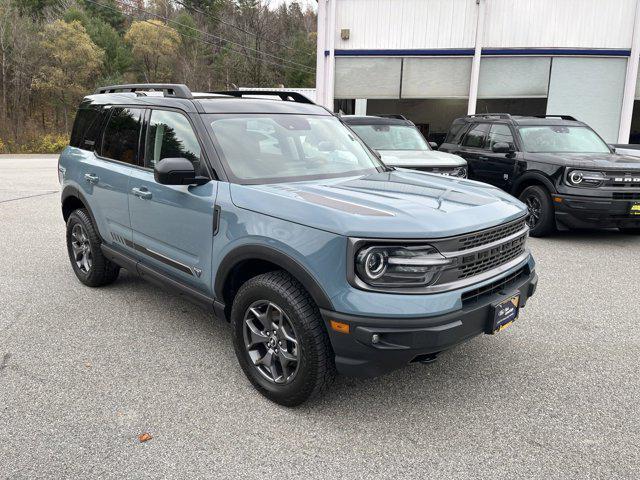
[315,0,640,144]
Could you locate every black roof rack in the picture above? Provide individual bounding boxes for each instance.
[377,114,408,120]
[95,83,193,99]
[212,90,314,104]
[533,114,578,121]
[466,113,513,120]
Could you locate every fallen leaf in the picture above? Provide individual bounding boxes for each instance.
[138,433,152,443]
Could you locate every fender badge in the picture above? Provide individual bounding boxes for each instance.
[193,267,202,278]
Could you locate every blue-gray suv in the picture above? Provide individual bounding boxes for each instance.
[59,84,538,406]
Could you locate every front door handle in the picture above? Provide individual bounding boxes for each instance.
[131,187,152,200]
[84,173,99,184]
[478,156,489,161]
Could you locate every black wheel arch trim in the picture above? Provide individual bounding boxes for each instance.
[61,185,98,224]
[511,172,557,196]
[214,244,335,311]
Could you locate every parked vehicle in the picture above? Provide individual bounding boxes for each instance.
[440,114,640,236]
[59,85,537,406]
[342,115,468,177]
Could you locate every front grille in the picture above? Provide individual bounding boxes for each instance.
[413,166,456,175]
[613,192,640,200]
[458,234,527,279]
[458,219,526,251]
[461,267,528,305]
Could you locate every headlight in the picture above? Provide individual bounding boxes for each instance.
[355,244,452,287]
[566,169,606,187]
[451,166,467,178]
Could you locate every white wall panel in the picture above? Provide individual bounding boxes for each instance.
[334,57,402,98]
[478,57,550,98]
[483,0,636,49]
[334,0,477,50]
[546,57,627,142]
[402,58,472,98]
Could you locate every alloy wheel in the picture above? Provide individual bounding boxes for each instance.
[243,300,300,384]
[525,195,542,229]
[71,223,92,273]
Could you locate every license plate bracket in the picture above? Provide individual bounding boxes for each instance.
[488,293,520,334]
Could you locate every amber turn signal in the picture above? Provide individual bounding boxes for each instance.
[329,320,350,334]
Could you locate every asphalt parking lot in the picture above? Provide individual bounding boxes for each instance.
[1,155,639,479]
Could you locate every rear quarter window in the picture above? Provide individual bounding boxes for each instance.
[70,107,104,150]
[444,120,469,145]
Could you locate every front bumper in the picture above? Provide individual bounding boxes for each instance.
[321,267,537,377]
[554,193,640,229]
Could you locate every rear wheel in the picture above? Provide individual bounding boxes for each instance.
[66,209,120,287]
[519,185,555,237]
[231,271,335,407]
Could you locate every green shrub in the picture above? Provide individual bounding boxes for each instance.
[2,134,69,154]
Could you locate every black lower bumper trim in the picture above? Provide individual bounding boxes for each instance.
[554,194,640,229]
[321,269,537,378]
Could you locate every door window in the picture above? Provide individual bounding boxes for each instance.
[488,124,515,150]
[101,108,143,165]
[461,123,490,148]
[145,110,201,170]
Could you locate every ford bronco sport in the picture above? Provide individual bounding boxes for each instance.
[59,84,537,406]
[440,114,640,237]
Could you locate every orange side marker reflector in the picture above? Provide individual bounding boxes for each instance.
[330,320,350,334]
[553,196,563,203]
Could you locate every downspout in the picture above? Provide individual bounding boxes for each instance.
[468,0,486,115]
[618,0,640,143]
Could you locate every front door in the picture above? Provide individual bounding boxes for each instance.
[458,123,492,184]
[482,123,518,190]
[128,109,217,295]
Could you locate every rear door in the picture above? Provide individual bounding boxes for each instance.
[82,106,143,254]
[458,123,492,183]
[128,109,217,294]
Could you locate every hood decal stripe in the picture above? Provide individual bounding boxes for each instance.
[297,191,394,217]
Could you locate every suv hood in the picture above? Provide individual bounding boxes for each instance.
[527,152,640,170]
[379,150,467,168]
[230,170,527,238]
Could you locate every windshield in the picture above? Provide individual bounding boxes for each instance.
[348,124,430,151]
[519,125,610,154]
[207,114,384,183]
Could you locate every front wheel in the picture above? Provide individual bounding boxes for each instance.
[519,185,556,237]
[231,271,335,407]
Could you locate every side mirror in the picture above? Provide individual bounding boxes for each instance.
[428,141,438,149]
[492,142,514,154]
[154,158,208,186]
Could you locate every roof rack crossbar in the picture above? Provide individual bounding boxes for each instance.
[534,114,577,121]
[466,113,513,120]
[212,90,315,104]
[95,83,193,99]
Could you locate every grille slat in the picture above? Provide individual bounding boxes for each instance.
[458,219,526,251]
[613,192,640,200]
[461,267,527,305]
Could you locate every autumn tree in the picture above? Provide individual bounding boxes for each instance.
[124,20,181,82]
[32,20,104,132]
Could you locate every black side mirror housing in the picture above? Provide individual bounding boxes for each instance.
[492,142,514,154]
[154,158,208,186]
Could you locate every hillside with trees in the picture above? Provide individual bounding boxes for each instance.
[0,0,317,152]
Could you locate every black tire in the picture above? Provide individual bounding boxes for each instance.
[231,271,335,407]
[66,209,120,287]
[519,185,556,237]
[619,227,640,234]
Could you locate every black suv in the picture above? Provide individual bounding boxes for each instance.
[440,114,640,236]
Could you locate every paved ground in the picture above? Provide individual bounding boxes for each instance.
[1,155,639,479]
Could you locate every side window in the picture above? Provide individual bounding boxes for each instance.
[101,107,143,165]
[70,107,104,150]
[145,110,201,170]
[488,124,515,150]
[462,123,490,148]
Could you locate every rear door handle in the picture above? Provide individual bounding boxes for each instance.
[131,187,152,200]
[478,156,489,161]
[84,173,99,184]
